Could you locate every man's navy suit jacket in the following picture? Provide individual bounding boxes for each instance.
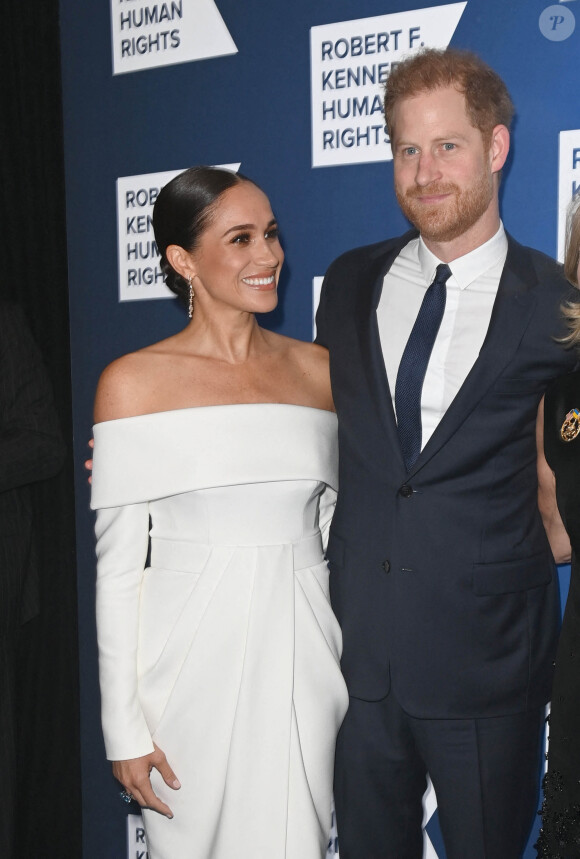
[316,230,577,719]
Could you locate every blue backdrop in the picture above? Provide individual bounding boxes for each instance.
[58,1,579,855]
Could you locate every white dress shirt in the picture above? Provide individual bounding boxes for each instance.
[377,224,508,450]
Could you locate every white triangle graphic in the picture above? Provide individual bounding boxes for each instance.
[182,0,237,61]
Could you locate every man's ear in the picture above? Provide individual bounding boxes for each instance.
[490,124,510,175]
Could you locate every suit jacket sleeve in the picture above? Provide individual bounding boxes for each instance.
[0,303,65,492]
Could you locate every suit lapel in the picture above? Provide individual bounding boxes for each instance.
[407,235,538,476]
[355,232,416,466]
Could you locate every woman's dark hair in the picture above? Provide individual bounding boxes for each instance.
[153,166,257,306]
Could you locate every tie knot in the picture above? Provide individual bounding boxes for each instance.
[433,263,452,286]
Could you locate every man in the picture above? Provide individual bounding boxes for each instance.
[0,301,65,857]
[316,49,575,858]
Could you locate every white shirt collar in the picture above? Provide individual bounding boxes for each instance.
[417,223,508,291]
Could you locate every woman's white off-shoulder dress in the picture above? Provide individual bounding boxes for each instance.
[90,404,348,859]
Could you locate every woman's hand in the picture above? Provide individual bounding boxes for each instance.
[112,743,181,818]
[537,396,572,564]
[85,438,94,484]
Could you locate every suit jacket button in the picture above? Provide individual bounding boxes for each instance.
[382,560,391,573]
[399,484,413,498]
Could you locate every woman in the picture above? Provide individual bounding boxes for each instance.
[536,193,580,856]
[90,166,348,858]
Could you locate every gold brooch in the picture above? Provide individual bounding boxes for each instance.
[561,407,580,442]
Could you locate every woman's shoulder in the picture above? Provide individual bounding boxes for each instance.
[545,370,580,411]
[94,345,172,422]
[266,333,332,402]
[268,334,329,382]
[267,331,329,366]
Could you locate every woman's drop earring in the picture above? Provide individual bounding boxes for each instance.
[188,275,195,319]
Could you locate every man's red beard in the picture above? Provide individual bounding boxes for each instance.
[395,175,494,243]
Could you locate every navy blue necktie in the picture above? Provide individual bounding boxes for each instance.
[395,263,451,472]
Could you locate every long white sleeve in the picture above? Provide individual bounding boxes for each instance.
[95,502,155,760]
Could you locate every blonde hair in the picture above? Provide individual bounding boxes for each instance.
[560,193,580,347]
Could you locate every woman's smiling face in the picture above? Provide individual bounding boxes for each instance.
[185,181,284,314]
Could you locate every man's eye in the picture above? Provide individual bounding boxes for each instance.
[442,143,456,151]
[403,147,418,156]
